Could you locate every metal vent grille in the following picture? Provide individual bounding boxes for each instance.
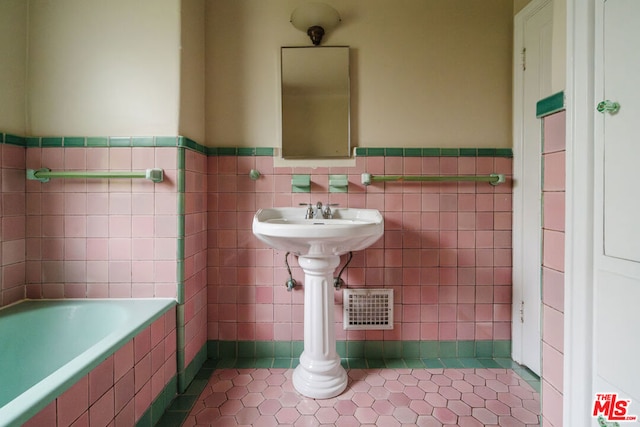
[343,289,394,330]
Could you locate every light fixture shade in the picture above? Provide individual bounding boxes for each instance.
[290,2,341,43]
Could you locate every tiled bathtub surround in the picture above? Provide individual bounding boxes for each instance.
[24,145,179,299]
[179,148,209,390]
[206,152,513,347]
[24,306,178,427]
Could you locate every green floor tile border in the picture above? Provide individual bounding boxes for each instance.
[157,355,539,426]
[207,339,512,360]
[136,374,178,427]
[536,91,565,118]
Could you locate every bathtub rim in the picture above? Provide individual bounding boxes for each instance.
[0,298,177,427]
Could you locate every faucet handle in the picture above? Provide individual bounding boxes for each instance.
[299,203,314,219]
[323,203,338,219]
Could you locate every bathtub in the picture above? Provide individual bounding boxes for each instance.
[0,298,176,427]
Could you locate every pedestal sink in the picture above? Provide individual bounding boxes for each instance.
[252,206,384,399]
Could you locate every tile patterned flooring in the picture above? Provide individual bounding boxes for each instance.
[164,361,540,426]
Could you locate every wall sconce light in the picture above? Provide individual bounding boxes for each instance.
[290,2,341,46]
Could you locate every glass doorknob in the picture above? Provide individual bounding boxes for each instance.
[597,100,620,114]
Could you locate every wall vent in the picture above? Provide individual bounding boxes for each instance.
[343,289,394,330]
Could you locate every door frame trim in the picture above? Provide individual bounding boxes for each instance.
[512,0,552,374]
[564,0,596,425]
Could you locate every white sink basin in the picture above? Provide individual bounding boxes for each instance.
[253,206,385,399]
[252,207,384,256]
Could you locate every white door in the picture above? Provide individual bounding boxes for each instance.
[592,0,640,421]
[512,0,553,375]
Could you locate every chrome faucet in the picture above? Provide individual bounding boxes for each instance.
[301,202,335,219]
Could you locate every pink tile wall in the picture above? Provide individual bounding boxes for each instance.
[23,306,177,427]
[541,110,566,427]
[1,144,27,306]
[207,154,513,343]
[24,147,179,299]
[183,149,208,368]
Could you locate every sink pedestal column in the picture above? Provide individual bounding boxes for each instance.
[292,255,347,399]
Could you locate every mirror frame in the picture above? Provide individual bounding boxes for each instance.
[280,46,351,159]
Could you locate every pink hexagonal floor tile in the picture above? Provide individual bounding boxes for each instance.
[335,399,357,416]
[425,392,448,408]
[432,406,458,424]
[354,407,378,424]
[512,406,540,424]
[409,399,434,416]
[486,399,511,416]
[431,374,453,386]
[393,407,418,424]
[372,399,395,416]
[315,407,339,424]
[235,407,260,425]
[447,399,472,416]
[471,407,498,425]
[275,407,300,424]
[258,399,282,416]
[186,366,539,427]
[296,399,320,415]
[352,391,375,408]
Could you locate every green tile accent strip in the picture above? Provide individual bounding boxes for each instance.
[351,147,514,158]
[155,136,179,146]
[63,137,85,147]
[109,137,131,147]
[209,339,512,359]
[292,174,311,193]
[5,134,26,146]
[385,148,404,156]
[132,136,154,147]
[42,137,63,147]
[137,374,177,427]
[26,137,40,147]
[86,137,108,147]
[404,148,422,157]
[2,131,514,159]
[536,91,565,117]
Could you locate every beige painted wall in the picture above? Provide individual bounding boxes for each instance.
[206,0,514,149]
[0,0,27,135]
[179,0,206,143]
[27,0,181,137]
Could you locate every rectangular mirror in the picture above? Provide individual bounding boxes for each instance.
[281,46,350,159]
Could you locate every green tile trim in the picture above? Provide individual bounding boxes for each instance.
[132,136,154,147]
[404,148,422,157]
[63,137,85,147]
[4,133,27,146]
[349,147,513,157]
[385,148,404,156]
[2,131,514,159]
[155,136,179,147]
[536,91,565,118]
[422,148,441,156]
[109,136,131,147]
[209,339,512,359]
[255,147,274,156]
[440,148,459,157]
[86,137,109,147]
[41,137,63,147]
[26,137,40,147]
